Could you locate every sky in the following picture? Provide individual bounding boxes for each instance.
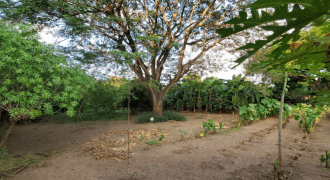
[39,29,245,81]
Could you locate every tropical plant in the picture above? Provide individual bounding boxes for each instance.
[202,119,217,134]
[216,0,330,68]
[239,98,293,123]
[291,104,329,133]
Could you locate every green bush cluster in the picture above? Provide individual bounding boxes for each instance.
[137,111,186,124]
[162,111,186,121]
[239,98,293,123]
[292,104,329,133]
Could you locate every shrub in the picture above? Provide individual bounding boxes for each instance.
[137,111,186,123]
[154,116,168,122]
[137,112,155,124]
[163,111,186,121]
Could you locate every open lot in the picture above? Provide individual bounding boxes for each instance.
[2,112,330,180]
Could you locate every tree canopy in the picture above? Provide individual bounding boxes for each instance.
[0,21,93,147]
[1,0,259,115]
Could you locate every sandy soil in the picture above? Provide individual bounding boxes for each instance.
[2,112,330,180]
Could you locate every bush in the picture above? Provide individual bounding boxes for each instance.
[137,111,186,124]
[163,111,187,121]
[154,116,168,122]
[137,112,155,124]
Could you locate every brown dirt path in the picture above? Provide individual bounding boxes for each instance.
[2,112,330,180]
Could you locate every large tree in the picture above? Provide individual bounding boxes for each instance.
[1,0,257,115]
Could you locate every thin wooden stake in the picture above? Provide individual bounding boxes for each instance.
[326,150,329,168]
[279,73,288,167]
[127,81,130,179]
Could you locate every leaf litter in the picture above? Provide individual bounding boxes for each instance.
[81,128,167,162]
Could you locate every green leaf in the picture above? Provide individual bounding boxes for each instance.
[216,0,330,67]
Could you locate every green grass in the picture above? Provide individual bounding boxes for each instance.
[0,154,40,175]
[144,140,158,145]
[56,111,128,124]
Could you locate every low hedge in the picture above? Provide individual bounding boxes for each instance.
[137,111,186,124]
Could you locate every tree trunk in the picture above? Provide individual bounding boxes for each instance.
[278,73,288,167]
[0,117,16,148]
[150,90,165,116]
[205,103,207,113]
[209,92,212,111]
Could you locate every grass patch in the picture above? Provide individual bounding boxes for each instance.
[57,111,128,124]
[144,140,158,145]
[0,154,40,177]
[137,111,186,124]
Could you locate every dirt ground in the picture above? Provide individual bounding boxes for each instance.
[2,112,330,180]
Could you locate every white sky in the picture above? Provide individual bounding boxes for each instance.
[39,30,244,81]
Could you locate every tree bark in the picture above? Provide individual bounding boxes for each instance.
[278,73,288,167]
[0,117,16,148]
[150,89,166,116]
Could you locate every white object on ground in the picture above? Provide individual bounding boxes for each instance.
[150,117,154,123]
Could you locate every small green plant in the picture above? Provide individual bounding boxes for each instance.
[52,150,63,156]
[319,151,330,168]
[159,134,164,141]
[202,119,216,134]
[0,146,9,160]
[139,134,146,141]
[274,159,279,175]
[145,134,164,145]
[179,129,186,141]
[195,115,204,119]
[219,122,223,131]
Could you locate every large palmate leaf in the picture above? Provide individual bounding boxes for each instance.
[216,0,330,67]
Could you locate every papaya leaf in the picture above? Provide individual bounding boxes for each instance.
[216,0,330,67]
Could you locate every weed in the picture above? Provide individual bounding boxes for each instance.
[274,159,279,175]
[139,134,146,141]
[145,134,164,145]
[145,140,158,145]
[0,154,39,174]
[202,119,217,134]
[76,151,82,157]
[52,150,63,156]
[179,129,186,141]
[0,146,9,160]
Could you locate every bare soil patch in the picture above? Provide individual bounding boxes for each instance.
[2,112,330,179]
